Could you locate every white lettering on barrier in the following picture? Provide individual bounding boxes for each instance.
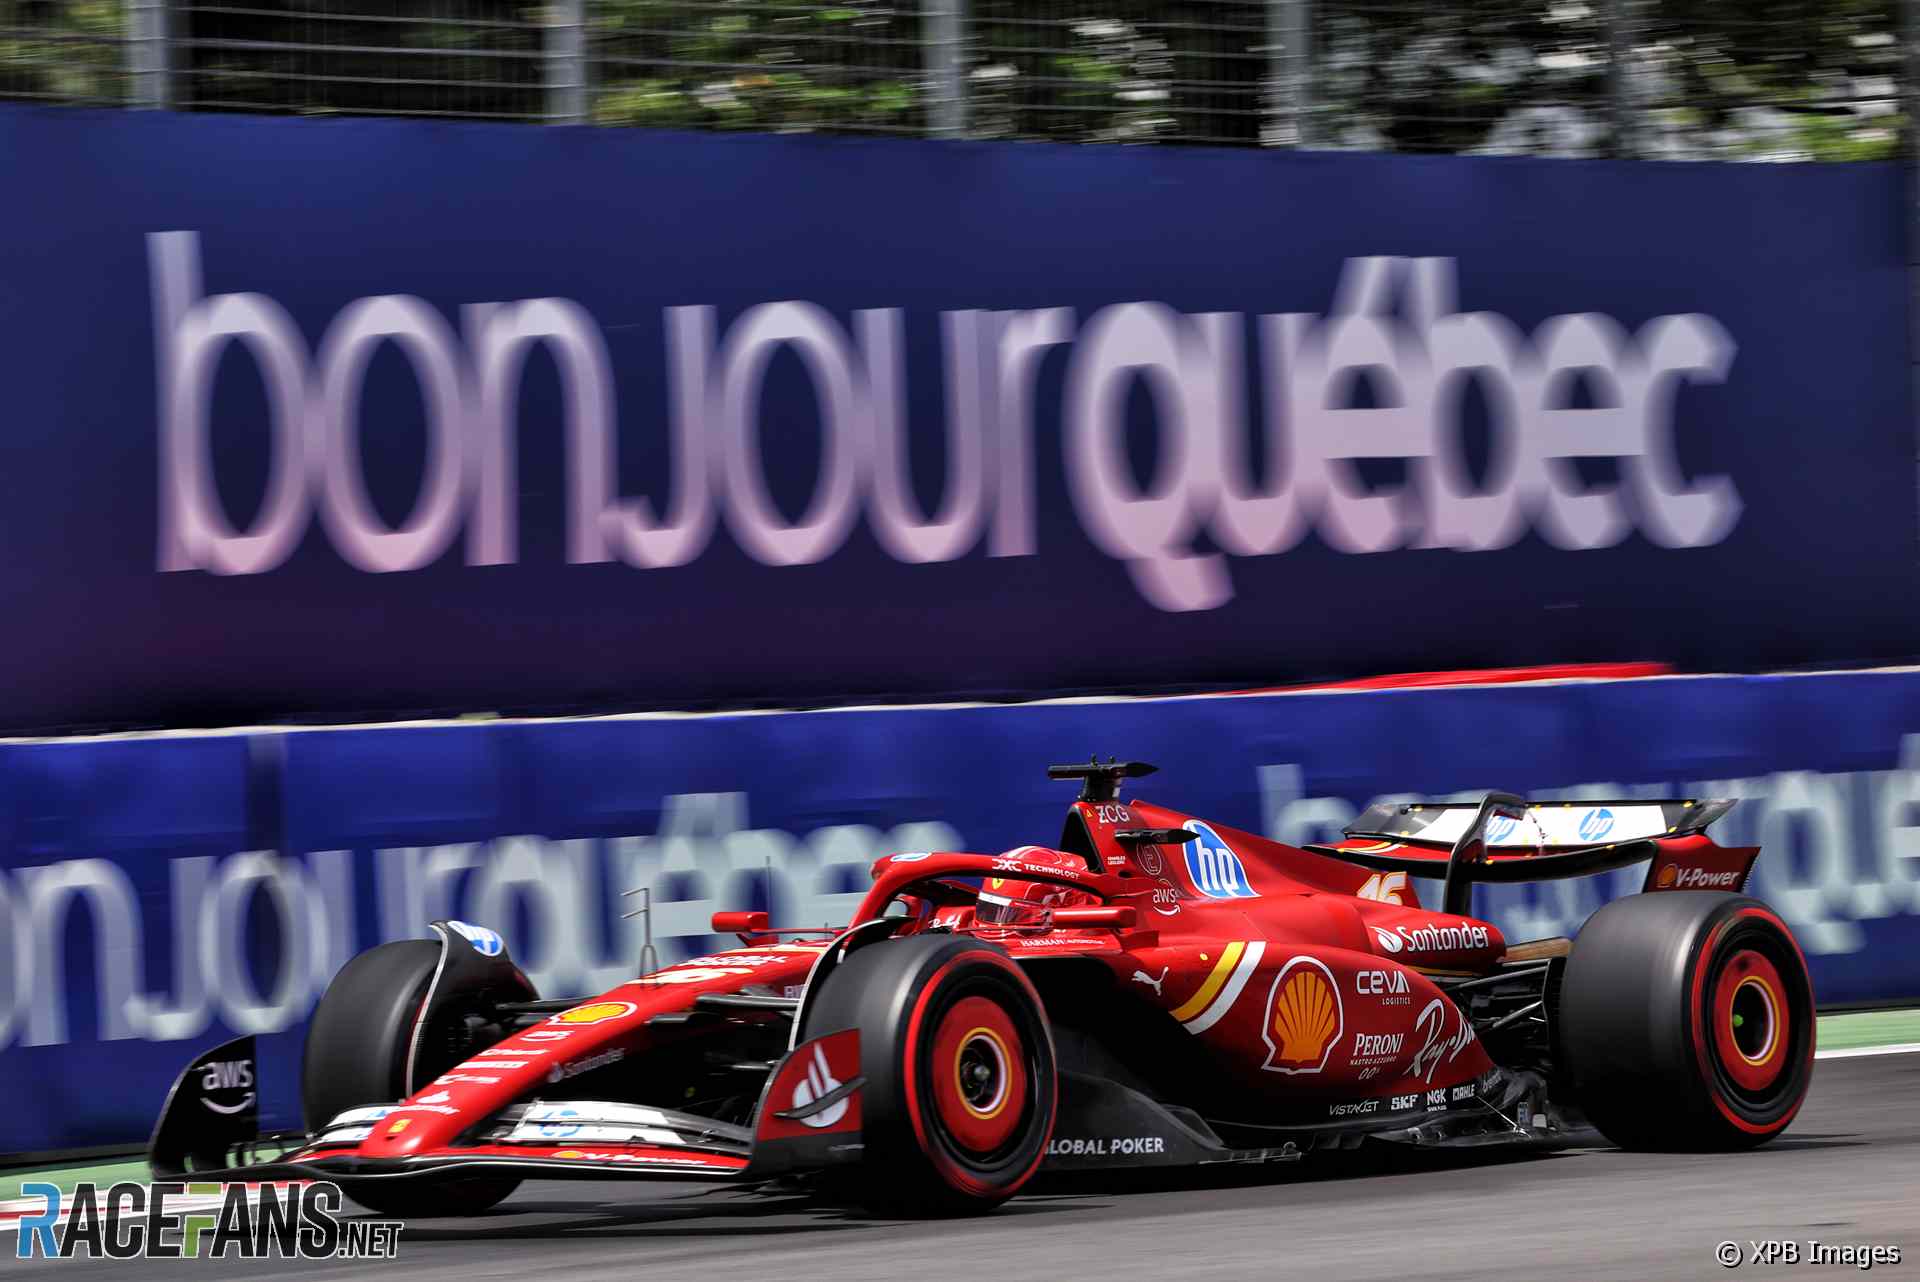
[860,308,989,565]
[1259,745,1920,957]
[0,793,961,1051]
[10,744,1920,1053]
[150,237,1742,608]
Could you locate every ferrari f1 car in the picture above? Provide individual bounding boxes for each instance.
[150,760,1814,1217]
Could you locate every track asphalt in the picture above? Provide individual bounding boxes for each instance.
[3,1048,1914,1281]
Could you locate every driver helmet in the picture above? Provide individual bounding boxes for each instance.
[975,846,1098,928]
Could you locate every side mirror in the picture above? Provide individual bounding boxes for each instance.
[1050,906,1136,929]
[712,910,770,935]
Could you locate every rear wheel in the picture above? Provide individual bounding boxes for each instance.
[800,935,1057,1216]
[303,940,520,1216]
[1560,892,1814,1150]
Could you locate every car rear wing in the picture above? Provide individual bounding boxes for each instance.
[1306,793,1749,915]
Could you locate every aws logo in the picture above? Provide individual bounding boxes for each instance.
[1180,822,1258,899]
[198,1057,255,1115]
[1261,957,1343,1074]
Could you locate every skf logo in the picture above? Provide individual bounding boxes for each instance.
[1261,957,1342,1074]
[198,1058,255,1115]
[549,1001,638,1025]
[1181,821,1258,899]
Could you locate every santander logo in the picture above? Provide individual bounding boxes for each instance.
[790,1044,848,1129]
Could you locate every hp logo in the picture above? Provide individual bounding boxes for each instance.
[1578,808,1615,842]
[1484,813,1519,844]
[1181,822,1258,899]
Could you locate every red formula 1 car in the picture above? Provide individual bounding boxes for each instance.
[150,760,1815,1217]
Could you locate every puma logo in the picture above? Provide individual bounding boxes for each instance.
[1131,967,1168,997]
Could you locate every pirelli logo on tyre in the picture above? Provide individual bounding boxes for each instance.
[1261,956,1343,1075]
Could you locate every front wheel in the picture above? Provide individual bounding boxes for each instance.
[800,935,1058,1216]
[1559,891,1814,1150]
[303,939,522,1216]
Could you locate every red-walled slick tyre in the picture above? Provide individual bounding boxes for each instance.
[1560,892,1814,1150]
[800,935,1057,1216]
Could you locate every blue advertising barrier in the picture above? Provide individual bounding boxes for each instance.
[5,670,1920,1153]
[0,106,1914,731]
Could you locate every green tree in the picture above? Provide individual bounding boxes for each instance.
[1,0,1904,160]
[0,0,127,104]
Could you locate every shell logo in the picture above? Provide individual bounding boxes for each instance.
[1260,957,1343,1074]
[1656,865,1678,888]
[549,1001,638,1026]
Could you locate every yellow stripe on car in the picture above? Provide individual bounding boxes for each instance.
[1171,941,1267,1035]
[1171,942,1244,1021]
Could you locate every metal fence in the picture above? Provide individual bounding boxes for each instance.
[0,0,1907,159]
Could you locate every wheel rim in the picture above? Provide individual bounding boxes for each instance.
[1710,949,1788,1093]
[928,994,1028,1155]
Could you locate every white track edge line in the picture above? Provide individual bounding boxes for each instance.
[1814,1041,1920,1060]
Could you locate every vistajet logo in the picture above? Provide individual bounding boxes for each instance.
[150,236,1740,611]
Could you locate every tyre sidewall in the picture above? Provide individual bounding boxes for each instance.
[802,935,1057,1211]
[1561,892,1814,1148]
